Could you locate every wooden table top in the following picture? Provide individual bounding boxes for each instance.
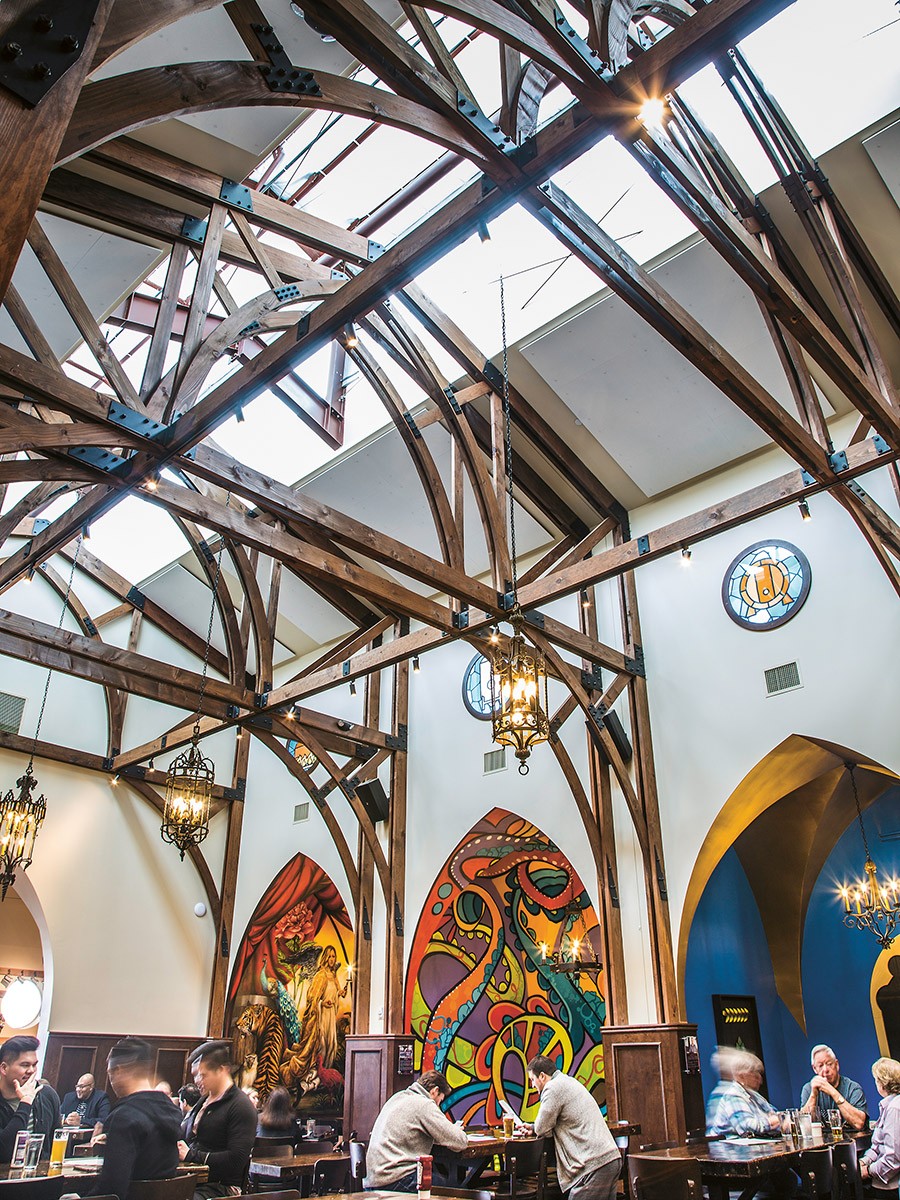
[629,1134,852,1179]
[0,1163,209,1185]
[250,1151,348,1178]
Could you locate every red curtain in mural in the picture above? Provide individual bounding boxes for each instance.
[228,853,351,1004]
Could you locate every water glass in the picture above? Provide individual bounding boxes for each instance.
[797,1112,813,1141]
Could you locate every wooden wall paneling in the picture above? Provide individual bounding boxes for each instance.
[343,1034,416,1141]
[44,1033,201,1098]
[601,1023,705,1147]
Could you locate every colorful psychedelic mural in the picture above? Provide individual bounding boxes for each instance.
[227,853,353,1117]
[405,809,607,1126]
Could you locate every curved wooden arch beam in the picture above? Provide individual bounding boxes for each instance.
[600,0,695,74]
[125,776,223,930]
[36,559,117,755]
[59,62,496,171]
[227,541,274,694]
[347,341,463,572]
[0,480,80,551]
[529,629,648,859]
[92,0,227,72]
[511,60,555,142]
[377,302,513,592]
[0,460,91,486]
[254,730,360,901]
[172,517,245,689]
[170,284,342,417]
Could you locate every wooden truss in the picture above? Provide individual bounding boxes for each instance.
[0,0,896,1032]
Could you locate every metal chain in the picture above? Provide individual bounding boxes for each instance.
[847,761,872,862]
[28,536,84,773]
[193,492,231,741]
[499,273,519,604]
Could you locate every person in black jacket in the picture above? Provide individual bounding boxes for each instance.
[30,1078,61,1145]
[80,1037,181,1200]
[61,1074,111,1130]
[0,1035,40,1161]
[178,1040,257,1199]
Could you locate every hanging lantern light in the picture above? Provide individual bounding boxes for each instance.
[1,539,83,901]
[161,728,214,860]
[488,273,550,775]
[161,501,230,859]
[489,612,550,775]
[0,768,46,901]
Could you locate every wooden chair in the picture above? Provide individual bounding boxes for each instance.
[253,1135,297,1156]
[129,1177,196,1200]
[627,1157,703,1200]
[0,1179,67,1200]
[309,1157,350,1196]
[348,1141,366,1192]
[502,1137,547,1200]
[832,1139,863,1200]
[797,1147,833,1199]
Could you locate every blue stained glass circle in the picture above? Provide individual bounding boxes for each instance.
[461,652,500,720]
[721,539,811,630]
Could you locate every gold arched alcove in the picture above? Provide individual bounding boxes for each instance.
[678,736,899,1032]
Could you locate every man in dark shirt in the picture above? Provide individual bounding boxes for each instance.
[0,1035,40,1160]
[178,1040,257,1198]
[81,1037,181,1200]
[30,1078,62,1144]
[61,1074,111,1129]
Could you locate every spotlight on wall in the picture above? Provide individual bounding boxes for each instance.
[289,5,336,42]
[342,324,359,350]
[349,679,357,696]
[681,546,692,564]
[413,656,420,674]
[580,589,591,610]
[144,472,159,492]
[799,498,812,521]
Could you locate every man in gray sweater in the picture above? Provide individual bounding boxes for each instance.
[527,1055,620,1200]
[364,1070,468,1191]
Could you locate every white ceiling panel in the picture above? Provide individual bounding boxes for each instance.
[520,239,808,496]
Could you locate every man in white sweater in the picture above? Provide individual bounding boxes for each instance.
[527,1055,621,1200]
[364,1069,468,1191]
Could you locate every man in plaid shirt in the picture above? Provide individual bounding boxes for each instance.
[706,1047,782,1137]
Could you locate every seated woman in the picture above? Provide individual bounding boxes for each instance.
[257,1087,297,1137]
[860,1057,900,1196]
[706,1048,782,1138]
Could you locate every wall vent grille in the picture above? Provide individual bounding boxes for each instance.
[484,747,507,774]
[0,693,25,735]
[293,802,310,823]
[764,662,802,696]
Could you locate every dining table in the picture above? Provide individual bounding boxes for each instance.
[628,1132,865,1200]
[0,1161,209,1187]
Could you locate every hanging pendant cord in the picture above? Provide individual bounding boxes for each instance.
[848,761,872,863]
[499,273,518,606]
[26,536,84,775]
[193,492,231,742]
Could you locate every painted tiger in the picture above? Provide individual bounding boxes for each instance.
[234,1003,285,1100]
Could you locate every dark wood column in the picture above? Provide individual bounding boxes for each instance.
[384,637,409,1032]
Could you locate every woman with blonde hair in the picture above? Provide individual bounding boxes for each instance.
[860,1057,900,1195]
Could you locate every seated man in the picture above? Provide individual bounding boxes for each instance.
[0,1036,40,1160]
[30,1077,62,1145]
[177,1040,257,1199]
[526,1053,621,1200]
[800,1044,868,1130]
[61,1073,111,1129]
[79,1037,181,1200]
[364,1069,467,1192]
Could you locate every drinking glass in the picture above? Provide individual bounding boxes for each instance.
[22,1134,44,1174]
[502,1115,515,1139]
[828,1110,843,1137]
[48,1128,70,1175]
[797,1112,813,1141]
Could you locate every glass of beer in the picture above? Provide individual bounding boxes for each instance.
[502,1115,515,1139]
[48,1129,70,1175]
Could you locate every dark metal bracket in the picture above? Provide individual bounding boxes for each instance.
[829,449,849,473]
[452,608,470,629]
[402,410,421,439]
[68,445,126,471]
[220,178,253,211]
[550,7,604,74]
[581,665,604,692]
[255,691,269,708]
[181,216,208,245]
[394,896,404,936]
[444,385,462,414]
[385,723,408,752]
[368,240,385,261]
[107,399,167,440]
[872,434,890,456]
[456,91,516,154]
[252,23,322,95]
[636,535,650,555]
[522,609,545,630]
[624,644,645,677]
[0,0,100,107]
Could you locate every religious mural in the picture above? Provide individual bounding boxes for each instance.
[405,809,607,1125]
[227,853,353,1116]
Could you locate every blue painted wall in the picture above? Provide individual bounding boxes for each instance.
[685,784,900,1117]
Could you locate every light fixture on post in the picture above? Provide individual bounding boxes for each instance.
[161,504,231,860]
[488,274,550,775]
[1,541,83,900]
[537,894,602,979]
[839,761,899,949]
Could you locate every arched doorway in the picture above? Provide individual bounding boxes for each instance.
[680,736,899,1105]
[0,873,52,1057]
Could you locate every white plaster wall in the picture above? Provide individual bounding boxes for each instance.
[630,428,900,959]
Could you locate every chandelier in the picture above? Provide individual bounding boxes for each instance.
[538,897,603,978]
[488,272,550,775]
[1,539,82,901]
[161,498,230,858]
[839,761,899,949]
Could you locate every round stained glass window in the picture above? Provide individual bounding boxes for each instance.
[721,540,811,630]
[461,653,499,720]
